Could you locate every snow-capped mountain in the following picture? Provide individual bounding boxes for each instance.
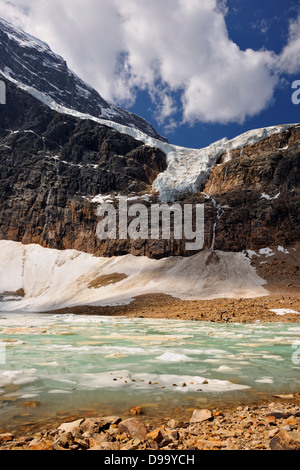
[0,16,299,291]
[1,17,298,205]
[0,17,166,141]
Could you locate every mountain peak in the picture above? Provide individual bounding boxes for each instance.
[0,17,51,53]
[0,17,166,141]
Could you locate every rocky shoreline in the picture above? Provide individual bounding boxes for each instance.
[47,290,300,324]
[1,397,300,451]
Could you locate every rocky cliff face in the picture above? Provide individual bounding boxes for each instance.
[202,127,300,253]
[0,18,166,141]
[0,79,167,255]
[0,79,299,263]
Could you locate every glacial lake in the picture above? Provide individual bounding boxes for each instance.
[0,313,300,431]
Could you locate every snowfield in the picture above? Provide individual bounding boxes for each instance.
[0,241,268,313]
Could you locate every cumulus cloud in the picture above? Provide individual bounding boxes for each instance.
[0,0,299,128]
[279,13,300,74]
[0,0,125,100]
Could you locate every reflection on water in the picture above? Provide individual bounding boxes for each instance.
[0,313,300,430]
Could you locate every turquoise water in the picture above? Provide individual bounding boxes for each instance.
[0,313,300,430]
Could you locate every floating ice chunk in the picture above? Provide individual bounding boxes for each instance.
[0,369,37,386]
[77,370,250,393]
[156,352,194,362]
[262,355,284,361]
[19,394,39,399]
[215,365,239,372]
[100,346,146,355]
[255,377,274,384]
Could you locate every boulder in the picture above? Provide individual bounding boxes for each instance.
[58,418,85,434]
[79,416,121,434]
[267,410,291,420]
[28,438,54,451]
[269,430,300,450]
[0,433,14,444]
[146,429,164,444]
[118,418,148,441]
[53,432,74,450]
[190,409,213,424]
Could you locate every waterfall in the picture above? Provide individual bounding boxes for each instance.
[40,156,60,242]
[210,198,225,252]
[40,187,53,242]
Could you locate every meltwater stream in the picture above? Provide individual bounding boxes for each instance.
[0,313,300,430]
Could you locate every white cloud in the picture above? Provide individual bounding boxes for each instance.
[279,13,300,74]
[0,0,299,127]
[0,0,125,100]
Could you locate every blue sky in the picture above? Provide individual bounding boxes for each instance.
[0,0,300,148]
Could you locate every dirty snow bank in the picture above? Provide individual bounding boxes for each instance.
[0,241,268,312]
